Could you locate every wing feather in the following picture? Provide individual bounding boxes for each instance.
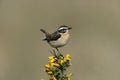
[50,31,61,41]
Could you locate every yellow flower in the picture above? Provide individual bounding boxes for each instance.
[49,56,54,59]
[45,64,52,70]
[45,64,50,68]
[66,73,72,80]
[51,76,57,80]
[47,71,53,75]
[44,54,72,79]
[66,54,71,61]
[49,56,57,63]
[51,63,60,67]
[60,59,65,65]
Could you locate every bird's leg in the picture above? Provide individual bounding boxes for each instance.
[50,48,57,57]
[56,48,63,58]
[56,48,60,54]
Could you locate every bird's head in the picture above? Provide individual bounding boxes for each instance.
[57,25,72,34]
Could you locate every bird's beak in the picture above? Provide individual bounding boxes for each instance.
[68,27,72,30]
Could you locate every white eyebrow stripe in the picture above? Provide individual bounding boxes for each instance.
[59,27,67,30]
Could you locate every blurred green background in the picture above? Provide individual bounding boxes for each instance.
[0,0,120,80]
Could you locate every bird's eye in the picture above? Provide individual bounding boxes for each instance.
[58,29,66,33]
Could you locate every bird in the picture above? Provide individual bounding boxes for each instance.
[40,25,72,54]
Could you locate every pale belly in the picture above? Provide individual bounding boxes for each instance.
[49,39,68,48]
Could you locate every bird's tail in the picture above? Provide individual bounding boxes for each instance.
[40,29,50,41]
[40,29,48,35]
